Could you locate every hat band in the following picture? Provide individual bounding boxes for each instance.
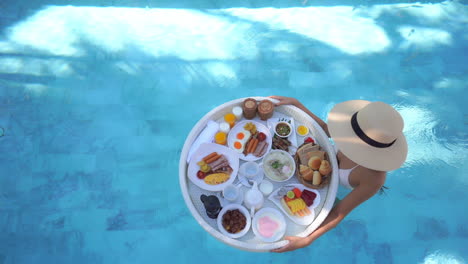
[351,112,396,148]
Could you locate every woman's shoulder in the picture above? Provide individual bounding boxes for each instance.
[358,167,387,189]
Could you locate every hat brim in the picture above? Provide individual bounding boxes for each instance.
[327,100,408,171]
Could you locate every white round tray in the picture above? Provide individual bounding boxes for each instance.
[179,97,339,252]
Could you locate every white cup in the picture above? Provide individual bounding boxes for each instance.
[240,161,260,179]
[222,184,240,202]
[259,180,273,196]
[219,122,231,133]
[232,106,243,120]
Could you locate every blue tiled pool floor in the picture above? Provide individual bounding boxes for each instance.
[0,0,467,263]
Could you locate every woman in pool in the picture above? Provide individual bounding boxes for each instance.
[269,96,408,253]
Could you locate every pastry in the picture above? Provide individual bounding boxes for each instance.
[300,165,313,181]
[319,160,332,175]
[308,156,322,170]
[297,144,320,164]
[312,171,322,186]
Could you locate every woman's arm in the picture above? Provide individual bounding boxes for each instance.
[271,180,383,253]
[269,96,330,137]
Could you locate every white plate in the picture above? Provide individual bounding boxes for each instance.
[227,120,272,161]
[268,184,320,226]
[252,207,286,243]
[217,204,251,239]
[187,143,239,192]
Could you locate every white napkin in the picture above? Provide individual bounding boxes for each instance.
[187,120,219,163]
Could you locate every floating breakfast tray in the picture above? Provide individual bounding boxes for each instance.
[179,97,339,252]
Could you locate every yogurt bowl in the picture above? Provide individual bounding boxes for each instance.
[252,207,286,242]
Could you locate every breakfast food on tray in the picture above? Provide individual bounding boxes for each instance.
[233,122,269,158]
[196,152,233,185]
[272,134,292,152]
[296,125,309,136]
[312,171,321,185]
[300,189,317,207]
[257,99,274,120]
[258,215,280,238]
[319,160,332,175]
[300,164,313,181]
[243,122,257,134]
[298,146,322,165]
[275,122,292,138]
[232,129,251,153]
[308,156,322,170]
[275,187,311,217]
[204,173,230,185]
[232,106,243,120]
[222,209,247,234]
[263,150,295,182]
[242,98,257,119]
[214,131,227,145]
[219,122,231,133]
[224,113,237,128]
[295,142,332,188]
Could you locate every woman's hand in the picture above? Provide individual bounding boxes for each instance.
[270,236,311,253]
[268,96,300,107]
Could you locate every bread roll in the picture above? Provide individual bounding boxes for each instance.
[319,160,332,175]
[308,156,322,170]
[300,165,313,181]
[312,171,322,186]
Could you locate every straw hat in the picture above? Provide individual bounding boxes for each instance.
[327,100,407,171]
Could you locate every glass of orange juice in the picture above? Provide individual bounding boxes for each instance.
[215,131,227,145]
[224,113,236,128]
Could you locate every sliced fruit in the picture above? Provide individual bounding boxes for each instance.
[292,188,302,198]
[301,190,317,207]
[280,198,294,216]
[286,190,295,199]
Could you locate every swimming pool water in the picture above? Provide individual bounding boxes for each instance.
[0,0,467,263]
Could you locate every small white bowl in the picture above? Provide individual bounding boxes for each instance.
[217,204,251,239]
[274,121,292,138]
[252,207,286,242]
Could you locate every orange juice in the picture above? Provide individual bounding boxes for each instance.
[215,132,227,145]
[224,113,236,128]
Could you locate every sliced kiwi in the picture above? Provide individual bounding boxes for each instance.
[287,191,295,199]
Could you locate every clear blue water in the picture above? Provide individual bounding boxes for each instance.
[0,0,467,263]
